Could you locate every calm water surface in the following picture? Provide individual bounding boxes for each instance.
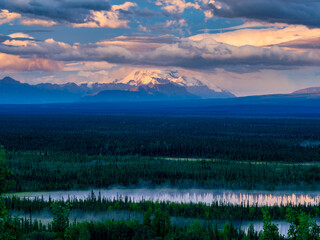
[6,188,320,206]
[13,210,298,237]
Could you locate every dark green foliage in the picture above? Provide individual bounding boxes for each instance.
[151,206,171,238]
[65,218,250,240]
[6,195,320,222]
[0,146,22,240]
[2,115,320,238]
[0,115,320,162]
[5,197,320,239]
[6,151,320,192]
[51,201,72,239]
[2,115,320,191]
[286,208,320,240]
[259,209,282,240]
[21,231,55,240]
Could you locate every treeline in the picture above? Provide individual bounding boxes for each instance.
[0,115,320,162]
[5,195,320,221]
[6,152,320,191]
[9,204,320,240]
[15,211,257,240]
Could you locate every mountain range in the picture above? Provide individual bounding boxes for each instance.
[0,70,234,104]
[1,70,320,104]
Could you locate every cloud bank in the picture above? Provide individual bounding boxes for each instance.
[211,0,320,28]
[1,35,320,72]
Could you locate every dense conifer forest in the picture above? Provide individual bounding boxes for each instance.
[0,115,319,162]
[5,151,320,191]
[1,114,320,239]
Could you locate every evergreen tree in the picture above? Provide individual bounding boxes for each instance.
[0,146,21,240]
[259,209,282,240]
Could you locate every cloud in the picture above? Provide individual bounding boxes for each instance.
[141,38,320,70]
[277,37,320,50]
[156,0,201,14]
[0,32,37,47]
[0,0,137,29]
[0,53,63,72]
[1,35,320,72]
[72,2,137,29]
[97,35,180,53]
[199,68,301,96]
[0,9,21,25]
[190,25,320,47]
[111,2,137,11]
[63,62,115,72]
[20,18,58,27]
[73,10,130,29]
[210,0,320,28]
[0,0,111,24]
[155,0,218,19]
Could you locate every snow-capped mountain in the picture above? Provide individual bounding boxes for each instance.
[117,69,201,86]
[0,71,235,104]
[114,69,234,99]
[118,69,212,88]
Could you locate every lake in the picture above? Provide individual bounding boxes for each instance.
[13,209,296,237]
[6,187,320,206]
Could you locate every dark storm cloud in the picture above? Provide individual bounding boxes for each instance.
[211,0,320,28]
[0,0,111,24]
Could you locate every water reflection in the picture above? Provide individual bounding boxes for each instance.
[6,188,320,206]
[12,210,296,237]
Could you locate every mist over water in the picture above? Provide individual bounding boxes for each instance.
[300,140,320,147]
[13,209,302,237]
[6,188,320,206]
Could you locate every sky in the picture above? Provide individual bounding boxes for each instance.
[0,0,320,96]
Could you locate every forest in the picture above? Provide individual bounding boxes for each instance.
[5,194,320,221]
[1,114,320,239]
[5,151,320,191]
[0,115,319,162]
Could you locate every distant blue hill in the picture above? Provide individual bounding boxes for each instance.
[0,76,233,104]
[1,76,320,118]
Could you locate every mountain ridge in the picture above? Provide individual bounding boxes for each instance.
[0,71,234,103]
[1,74,319,104]
[292,87,320,95]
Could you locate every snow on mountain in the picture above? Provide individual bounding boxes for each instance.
[116,69,222,92]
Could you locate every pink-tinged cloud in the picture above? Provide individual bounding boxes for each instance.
[72,2,137,29]
[0,1,137,29]
[0,9,20,25]
[73,10,130,29]
[0,53,63,72]
[278,37,320,50]
[191,25,320,48]
[20,18,58,27]
[156,0,200,14]
[97,35,180,53]
[1,35,320,72]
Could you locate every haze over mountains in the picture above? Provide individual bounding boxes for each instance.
[0,70,234,104]
[1,69,320,105]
